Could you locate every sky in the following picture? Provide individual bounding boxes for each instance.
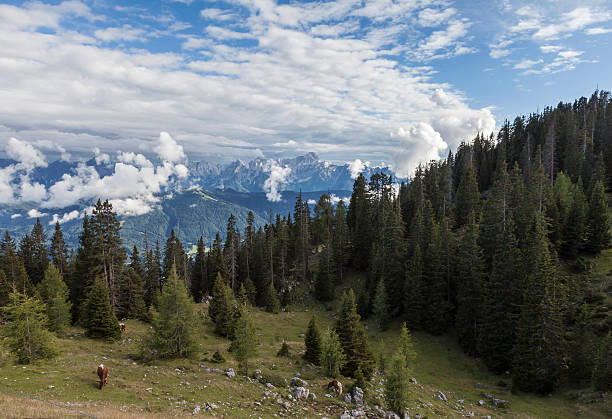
[1,0,611,181]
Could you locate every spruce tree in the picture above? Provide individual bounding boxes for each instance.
[403,245,424,329]
[38,265,71,333]
[561,180,588,258]
[567,304,596,384]
[29,218,49,285]
[230,303,257,376]
[592,331,611,391]
[347,174,371,270]
[455,212,485,355]
[277,341,290,357]
[84,275,121,340]
[190,237,207,301]
[50,221,69,277]
[236,283,249,306]
[455,164,480,228]
[1,291,57,364]
[384,351,410,415]
[117,268,147,321]
[263,283,281,314]
[315,247,334,301]
[336,289,375,379]
[586,180,611,253]
[322,328,345,378]
[141,266,198,359]
[0,270,10,308]
[398,322,417,368]
[209,272,233,337]
[372,277,390,330]
[304,315,322,365]
[512,214,566,394]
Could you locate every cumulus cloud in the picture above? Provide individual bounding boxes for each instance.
[347,159,365,179]
[0,134,189,216]
[154,132,186,163]
[263,161,291,202]
[27,208,48,218]
[10,213,21,219]
[390,122,448,178]
[5,137,47,169]
[49,209,80,225]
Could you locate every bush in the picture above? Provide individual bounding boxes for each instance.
[259,372,287,388]
[211,350,226,363]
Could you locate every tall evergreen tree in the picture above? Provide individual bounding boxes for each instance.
[209,272,233,337]
[586,180,611,253]
[38,264,71,333]
[455,212,485,355]
[455,164,480,228]
[117,268,147,321]
[50,221,69,277]
[141,265,198,360]
[403,245,424,330]
[335,289,375,379]
[162,229,187,286]
[384,351,410,415]
[322,328,345,378]
[230,303,257,376]
[347,174,371,270]
[398,322,417,368]
[190,236,207,301]
[29,218,49,285]
[70,215,95,323]
[372,277,390,330]
[304,315,322,365]
[592,331,612,391]
[1,291,57,364]
[84,275,121,340]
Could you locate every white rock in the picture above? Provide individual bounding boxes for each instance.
[293,386,309,400]
[225,368,235,378]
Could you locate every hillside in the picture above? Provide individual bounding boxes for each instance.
[1,273,610,419]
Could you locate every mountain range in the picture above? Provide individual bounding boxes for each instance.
[0,153,398,251]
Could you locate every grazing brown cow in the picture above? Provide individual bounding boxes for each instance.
[119,322,125,332]
[327,379,342,397]
[97,364,108,389]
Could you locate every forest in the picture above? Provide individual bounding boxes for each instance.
[1,91,611,415]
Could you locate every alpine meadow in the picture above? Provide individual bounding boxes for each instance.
[1,1,612,419]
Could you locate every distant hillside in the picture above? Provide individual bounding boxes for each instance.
[0,188,350,252]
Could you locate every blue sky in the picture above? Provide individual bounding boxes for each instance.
[1,0,611,178]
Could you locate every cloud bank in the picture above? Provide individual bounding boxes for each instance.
[263,161,292,202]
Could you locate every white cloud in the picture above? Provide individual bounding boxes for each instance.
[10,213,21,219]
[513,58,543,69]
[390,122,448,178]
[263,160,291,202]
[93,147,110,165]
[154,132,186,163]
[49,209,80,225]
[347,159,365,179]
[95,25,148,43]
[585,27,612,35]
[27,208,48,218]
[5,137,47,169]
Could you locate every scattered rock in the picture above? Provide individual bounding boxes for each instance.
[373,406,385,415]
[192,405,200,415]
[482,416,492,419]
[145,388,152,393]
[352,387,364,405]
[203,402,217,412]
[457,399,464,404]
[299,334,305,338]
[478,400,485,406]
[282,401,292,409]
[343,393,352,403]
[266,382,276,389]
[409,377,417,384]
[293,386,309,400]
[465,412,474,417]
[225,368,235,378]
[384,412,400,419]
[474,383,486,389]
[290,377,308,387]
[437,391,447,401]
[308,392,316,400]
[492,397,510,408]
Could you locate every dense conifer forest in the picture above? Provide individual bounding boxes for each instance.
[1,92,611,410]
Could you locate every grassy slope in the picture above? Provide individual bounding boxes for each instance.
[1,293,610,418]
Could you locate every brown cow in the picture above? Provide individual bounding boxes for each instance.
[119,322,125,332]
[97,364,108,389]
[327,379,342,397]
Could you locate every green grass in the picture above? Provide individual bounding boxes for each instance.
[1,279,611,418]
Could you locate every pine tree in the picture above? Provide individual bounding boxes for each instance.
[37,265,71,333]
[0,291,57,364]
[230,304,257,376]
[322,328,345,378]
[209,272,233,337]
[586,180,611,253]
[304,315,322,365]
[315,246,334,301]
[336,289,375,379]
[236,283,249,306]
[512,214,566,394]
[455,212,485,355]
[117,268,147,321]
[567,304,596,384]
[372,277,390,330]
[347,174,371,270]
[190,237,207,302]
[70,215,95,323]
[225,214,239,291]
[398,322,417,368]
[162,229,187,286]
[141,265,198,360]
[0,270,10,308]
[50,221,69,277]
[29,218,49,285]
[263,283,281,314]
[84,275,121,340]
[384,351,410,415]
[455,164,480,228]
[478,217,522,374]
[592,331,612,391]
[277,341,290,357]
[561,180,588,258]
[403,245,424,329]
